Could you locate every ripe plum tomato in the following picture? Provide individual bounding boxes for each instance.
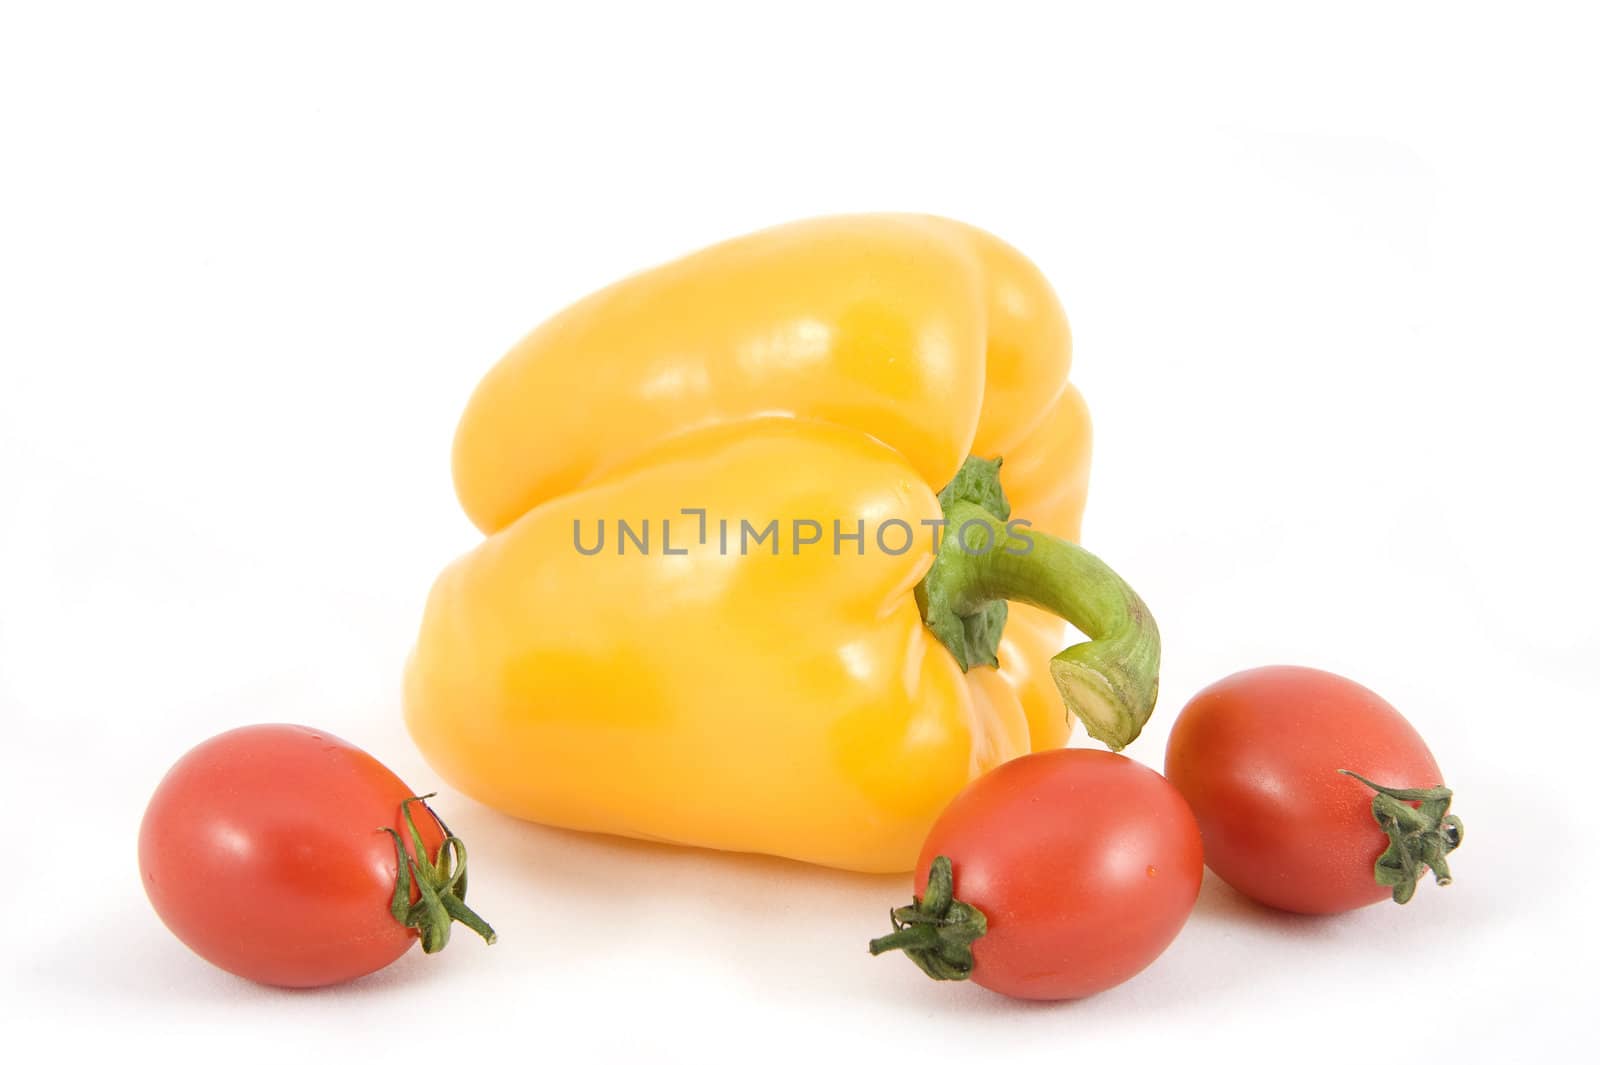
[870,749,1203,1000]
[139,724,495,987]
[1164,666,1462,914]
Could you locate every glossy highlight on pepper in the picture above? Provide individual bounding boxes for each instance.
[405,214,1159,872]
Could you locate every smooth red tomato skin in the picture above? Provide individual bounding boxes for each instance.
[139,724,443,988]
[1164,666,1443,915]
[916,749,1203,1001]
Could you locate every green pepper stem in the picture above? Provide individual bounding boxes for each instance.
[919,499,1161,750]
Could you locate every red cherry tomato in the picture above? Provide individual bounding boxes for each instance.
[1164,666,1462,914]
[871,749,1203,1000]
[139,724,494,987]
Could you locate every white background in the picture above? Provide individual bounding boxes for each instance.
[3,3,1595,1061]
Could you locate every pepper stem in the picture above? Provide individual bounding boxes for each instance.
[868,856,987,981]
[1340,771,1464,904]
[916,457,1161,750]
[382,794,498,952]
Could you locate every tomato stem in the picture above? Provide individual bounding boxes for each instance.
[868,856,987,981]
[382,794,498,952]
[1340,771,1464,904]
[917,457,1161,750]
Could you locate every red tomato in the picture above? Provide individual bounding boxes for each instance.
[872,749,1203,1000]
[1164,666,1461,915]
[139,724,493,988]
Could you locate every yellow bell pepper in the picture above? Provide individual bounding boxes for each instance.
[406,214,1160,873]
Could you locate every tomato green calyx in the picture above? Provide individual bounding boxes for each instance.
[1340,771,1464,905]
[381,795,498,953]
[916,455,1162,750]
[867,856,987,981]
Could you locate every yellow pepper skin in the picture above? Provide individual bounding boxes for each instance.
[407,215,1158,873]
